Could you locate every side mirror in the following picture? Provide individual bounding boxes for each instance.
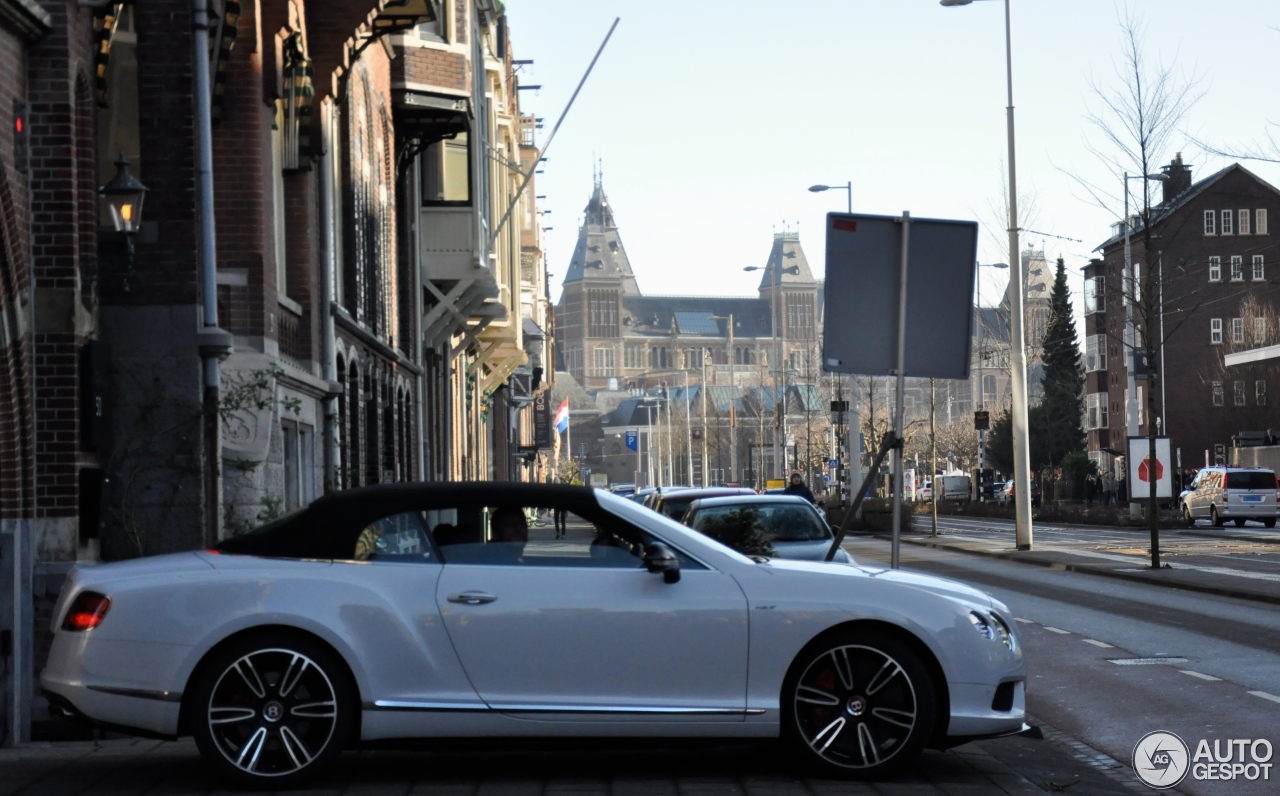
[643,542,681,584]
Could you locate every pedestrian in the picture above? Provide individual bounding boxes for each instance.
[1107,472,1119,506]
[1265,428,1279,446]
[784,471,816,504]
[553,506,568,539]
[1084,472,1094,508]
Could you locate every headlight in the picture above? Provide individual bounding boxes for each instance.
[968,610,1015,650]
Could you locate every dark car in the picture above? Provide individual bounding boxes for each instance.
[649,486,757,521]
[681,494,853,563]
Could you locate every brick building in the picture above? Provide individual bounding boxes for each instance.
[0,0,551,746]
[1084,155,1280,472]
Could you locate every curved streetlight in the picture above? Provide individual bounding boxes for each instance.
[808,181,856,504]
[808,182,852,214]
[941,0,1034,550]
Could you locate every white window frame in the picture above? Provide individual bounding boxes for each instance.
[1204,210,1216,235]
[1221,210,1234,235]
[1086,392,1109,430]
[1084,276,1105,314]
[1258,380,1267,406]
[1210,318,1223,345]
[593,346,614,376]
[1239,209,1251,235]
[1232,317,1244,344]
[1258,208,1269,235]
[1255,317,1267,345]
[1253,255,1265,281]
[1212,381,1224,407]
[1209,256,1221,282]
[1230,255,1244,282]
[1235,380,1247,407]
[1086,334,1107,372]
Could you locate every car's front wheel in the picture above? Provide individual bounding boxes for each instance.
[782,630,937,778]
[191,635,354,788]
[1182,503,1195,527]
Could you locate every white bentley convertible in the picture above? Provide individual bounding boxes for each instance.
[41,483,1026,787]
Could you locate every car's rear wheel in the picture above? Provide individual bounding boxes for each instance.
[1182,504,1195,527]
[191,635,354,788]
[782,630,936,778]
[1265,518,1277,528]
[1211,506,1225,527]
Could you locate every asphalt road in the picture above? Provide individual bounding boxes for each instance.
[845,534,1280,796]
[915,513,1280,580]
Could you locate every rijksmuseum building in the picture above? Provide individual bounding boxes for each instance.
[557,179,823,395]
[553,177,1055,488]
[553,177,832,487]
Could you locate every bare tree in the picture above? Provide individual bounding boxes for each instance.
[1074,9,1205,567]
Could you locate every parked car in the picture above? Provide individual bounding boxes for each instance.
[630,487,659,504]
[935,475,972,503]
[609,483,636,498]
[682,494,853,563]
[642,486,693,510]
[1180,466,1279,527]
[649,486,756,521]
[41,482,1026,786]
[997,480,1040,508]
[915,481,933,502]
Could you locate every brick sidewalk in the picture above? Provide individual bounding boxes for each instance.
[0,724,1144,796]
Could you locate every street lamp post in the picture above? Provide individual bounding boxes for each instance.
[941,0,1033,549]
[808,181,861,505]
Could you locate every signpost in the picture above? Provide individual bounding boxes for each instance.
[822,212,978,567]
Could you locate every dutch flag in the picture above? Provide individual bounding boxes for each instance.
[554,399,570,434]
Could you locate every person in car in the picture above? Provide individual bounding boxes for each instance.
[784,472,816,504]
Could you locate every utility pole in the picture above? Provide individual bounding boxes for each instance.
[700,348,709,486]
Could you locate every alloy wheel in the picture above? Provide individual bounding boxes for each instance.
[205,648,338,778]
[791,643,920,771]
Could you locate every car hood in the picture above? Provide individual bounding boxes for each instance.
[759,557,997,609]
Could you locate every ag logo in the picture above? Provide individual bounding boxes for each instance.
[1133,731,1190,789]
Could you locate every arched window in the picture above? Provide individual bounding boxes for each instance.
[336,354,347,488]
[382,374,396,482]
[347,360,361,487]
[364,369,379,485]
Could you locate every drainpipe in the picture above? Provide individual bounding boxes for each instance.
[318,100,339,491]
[193,0,233,543]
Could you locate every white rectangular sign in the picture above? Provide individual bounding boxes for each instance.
[1127,436,1173,500]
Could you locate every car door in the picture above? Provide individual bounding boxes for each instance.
[435,505,749,720]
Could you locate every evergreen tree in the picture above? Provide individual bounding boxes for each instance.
[1036,257,1086,467]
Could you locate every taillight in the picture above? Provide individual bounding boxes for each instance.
[62,591,111,631]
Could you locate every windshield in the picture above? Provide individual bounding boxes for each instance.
[691,503,830,542]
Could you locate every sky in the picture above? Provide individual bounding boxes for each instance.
[503,1,1280,326]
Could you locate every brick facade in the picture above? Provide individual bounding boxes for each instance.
[1087,158,1280,471]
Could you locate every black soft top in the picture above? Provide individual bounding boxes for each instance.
[217,482,605,559]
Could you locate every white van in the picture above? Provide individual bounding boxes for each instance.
[936,475,972,503]
[1180,466,1278,527]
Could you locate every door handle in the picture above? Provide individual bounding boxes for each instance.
[447,592,497,605]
